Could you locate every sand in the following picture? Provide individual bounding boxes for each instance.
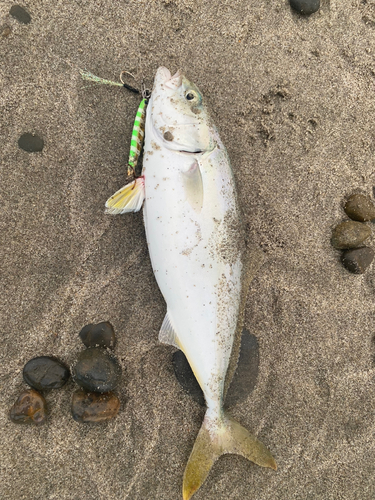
[1,0,375,498]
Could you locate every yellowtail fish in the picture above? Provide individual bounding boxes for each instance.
[105,67,276,499]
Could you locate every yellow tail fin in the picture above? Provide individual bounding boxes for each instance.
[182,411,276,500]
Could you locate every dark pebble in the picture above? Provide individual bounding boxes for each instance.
[9,5,31,24]
[72,348,122,393]
[79,322,116,349]
[71,389,120,423]
[18,133,44,152]
[172,329,259,407]
[290,0,320,15]
[341,247,374,274]
[23,356,70,391]
[9,389,47,425]
[331,221,371,249]
[344,194,375,222]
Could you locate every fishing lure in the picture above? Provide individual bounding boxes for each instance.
[80,68,150,179]
[127,98,147,176]
[105,85,149,215]
[80,69,140,94]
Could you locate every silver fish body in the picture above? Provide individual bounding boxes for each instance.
[142,68,276,499]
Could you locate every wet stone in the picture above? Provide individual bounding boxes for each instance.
[331,221,371,249]
[344,194,375,222]
[72,348,122,393]
[289,0,320,15]
[9,389,46,425]
[71,389,120,423]
[172,329,259,407]
[341,247,374,274]
[9,5,31,24]
[79,322,116,349]
[23,356,70,390]
[18,133,44,152]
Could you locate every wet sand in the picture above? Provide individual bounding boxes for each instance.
[1,1,375,498]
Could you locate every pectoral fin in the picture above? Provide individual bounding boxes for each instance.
[105,177,145,214]
[181,162,203,213]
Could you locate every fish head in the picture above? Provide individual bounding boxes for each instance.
[150,67,214,154]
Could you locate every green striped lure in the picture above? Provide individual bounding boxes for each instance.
[105,89,149,214]
[119,71,151,177]
[79,68,151,178]
[127,97,148,176]
[79,67,150,214]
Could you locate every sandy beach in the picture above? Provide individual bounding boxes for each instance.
[1,1,375,498]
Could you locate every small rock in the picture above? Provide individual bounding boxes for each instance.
[71,389,120,423]
[9,389,47,425]
[79,322,116,349]
[1,25,11,38]
[23,356,70,390]
[172,329,259,407]
[341,247,374,274]
[331,221,371,249]
[289,0,320,15]
[72,348,122,393]
[9,5,31,24]
[18,133,44,152]
[344,194,375,222]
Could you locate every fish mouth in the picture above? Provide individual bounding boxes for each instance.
[156,67,182,88]
[157,67,172,81]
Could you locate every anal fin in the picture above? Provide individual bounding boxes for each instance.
[159,312,180,349]
[105,177,145,214]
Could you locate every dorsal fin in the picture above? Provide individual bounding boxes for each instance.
[159,312,180,349]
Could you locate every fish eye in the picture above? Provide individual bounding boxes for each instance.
[185,91,197,101]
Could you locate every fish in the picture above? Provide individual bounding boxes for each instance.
[105,67,276,499]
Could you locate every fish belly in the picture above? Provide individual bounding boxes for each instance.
[143,138,243,408]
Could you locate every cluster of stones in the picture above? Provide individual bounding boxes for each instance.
[10,357,70,425]
[331,194,375,274]
[71,322,122,423]
[9,322,122,425]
